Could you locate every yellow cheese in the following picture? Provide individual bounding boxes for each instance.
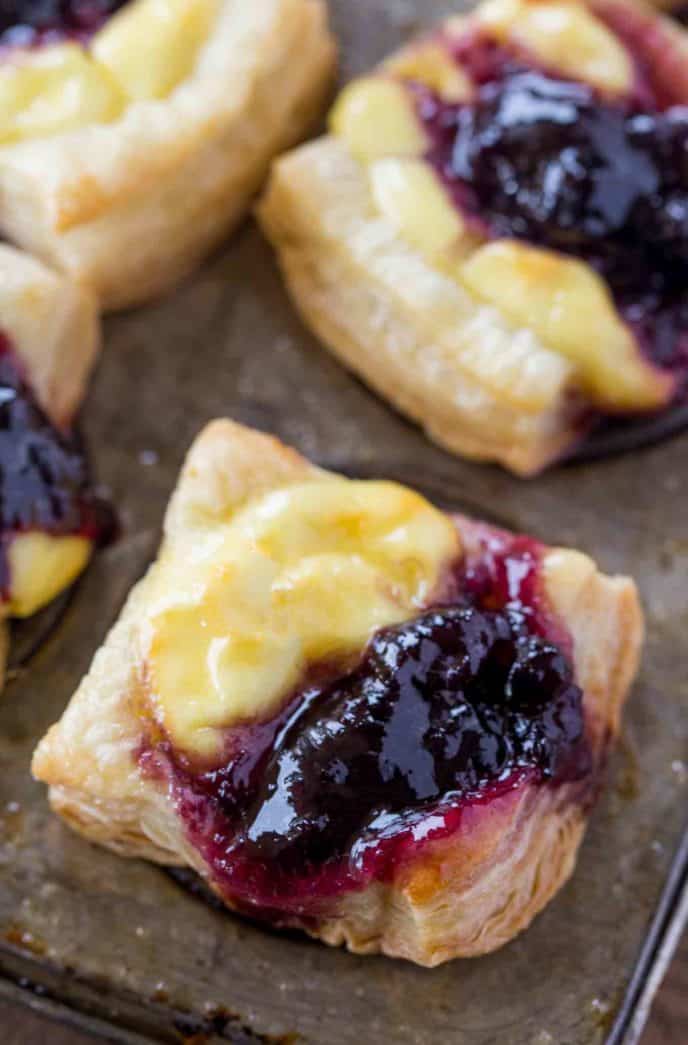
[475,0,633,95]
[0,0,219,143]
[461,240,673,410]
[6,531,92,617]
[383,41,473,102]
[93,0,219,101]
[330,78,428,163]
[369,158,465,256]
[0,45,125,143]
[143,478,459,757]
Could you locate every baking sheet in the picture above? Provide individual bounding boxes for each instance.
[1,1,687,1041]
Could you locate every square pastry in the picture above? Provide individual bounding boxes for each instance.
[33,420,642,965]
[258,0,688,476]
[0,243,104,683]
[0,0,335,310]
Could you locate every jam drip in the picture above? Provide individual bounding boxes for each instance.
[0,336,110,596]
[417,35,688,384]
[0,0,127,48]
[150,530,592,911]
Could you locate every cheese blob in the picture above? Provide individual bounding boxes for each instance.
[142,477,460,758]
[0,0,220,143]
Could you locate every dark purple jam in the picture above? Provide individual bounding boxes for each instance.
[0,0,127,48]
[414,29,688,395]
[0,334,111,598]
[143,526,592,915]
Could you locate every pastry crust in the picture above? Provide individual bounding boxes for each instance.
[257,0,687,476]
[32,420,643,965]
[0,0,336,310]
[0,243,99,427]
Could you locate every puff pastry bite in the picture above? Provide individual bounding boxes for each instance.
[0,243,104,684]
[0,0,335,310]
[258,0,688,476]
[33,420,642,965]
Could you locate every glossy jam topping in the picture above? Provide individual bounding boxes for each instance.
[0,336,110,595]
[416,35,688,382]
[144,526,592,912]
[0,0,127,48]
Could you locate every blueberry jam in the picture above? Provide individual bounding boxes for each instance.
[414,29,688,392]
[0,0,127,48]
[145,526,592,914]
[0,335,111,598]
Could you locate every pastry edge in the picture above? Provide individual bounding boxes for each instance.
[0,243,99,427]
[32,420,643,964]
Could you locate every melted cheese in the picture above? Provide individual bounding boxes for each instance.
[0,45,126,144]
[369,158,465,256]
[475,0,633,95]
[329,78,428,163]
[461,241,673,410]
[383,41,473,103]
[0,0,219,144]
[7,531,92,617]
[93,0,219,102]
[142,478,459,757]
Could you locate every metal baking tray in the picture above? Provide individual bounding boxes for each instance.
[1,2,687,1041]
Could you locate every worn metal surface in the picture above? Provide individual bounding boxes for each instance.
[0,2,687,1042]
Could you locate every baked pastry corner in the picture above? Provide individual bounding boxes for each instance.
[0,243,99,428]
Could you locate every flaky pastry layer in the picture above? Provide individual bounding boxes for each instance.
[0,243,99,427]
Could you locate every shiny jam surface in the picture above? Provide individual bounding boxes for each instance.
[0,335,110,594]
[144,524,593,915]
[417,29,688,387]
[0,0,127,47]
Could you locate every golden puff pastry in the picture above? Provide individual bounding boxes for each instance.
[0,243,102,683]
[258,0,688,476]
[0,0,336,310]
[33,420,642,965]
